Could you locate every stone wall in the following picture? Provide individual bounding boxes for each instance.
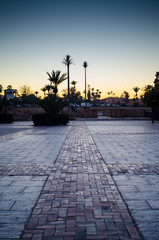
[7,107,45,121]
[76,107,151,118]
[102,107,151,118]
[7,106,152,121]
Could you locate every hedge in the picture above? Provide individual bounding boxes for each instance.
[32,113,69,126]
[0,114,13,123]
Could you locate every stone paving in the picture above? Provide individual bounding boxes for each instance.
[0,120,159,240]
[86,121,159,240]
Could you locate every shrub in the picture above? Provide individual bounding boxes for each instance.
[39,95,68,113]
[0,113,13,123]
[32,113,69,126]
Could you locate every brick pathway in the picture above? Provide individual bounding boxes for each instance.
[21,122,141,240]
[1,120,159,240]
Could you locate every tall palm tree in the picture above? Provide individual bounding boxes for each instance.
[47,70,67,96]
[133,87,140,98]
[83,61,88,100]
[63,55,73,100]
[133,87,140,106]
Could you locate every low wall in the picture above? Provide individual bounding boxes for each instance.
[102,107,151,118]
[75,107,151,118]
[6,106,152,121]
[69,108,98,118]
[7,107,45,121]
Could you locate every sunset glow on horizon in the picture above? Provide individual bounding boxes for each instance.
[1,0,159,99]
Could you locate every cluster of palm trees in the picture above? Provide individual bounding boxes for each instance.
[41,71,67,97]
[41,55,88,101]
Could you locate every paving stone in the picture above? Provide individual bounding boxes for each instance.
[1,120,159,239]
[20,121,142,240]
[0,176,46,239]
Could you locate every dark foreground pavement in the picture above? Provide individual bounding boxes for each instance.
[0,120,159,240]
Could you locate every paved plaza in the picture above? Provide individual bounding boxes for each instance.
[0,120,159,240]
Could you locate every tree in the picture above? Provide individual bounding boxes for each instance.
[143,73,159,122]
[70,81,77,97]
[40,95,68,113]
[0,84,3,94]
[20,85,32,96]
[143,85,159,123]
[46,70,67,96]
[45,85,52,94]
[63,55,73,100]
[70,81,81,103]
[41,87,47,97]
[121,91,130,105]
[83,61,88,100]
[91,89,102,103]
[133,87,140,106]
[133,87,140,98]
[35,91,39,97]
[7,85,12,90]
[14,89,18,98]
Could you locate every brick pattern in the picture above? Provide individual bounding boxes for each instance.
[21,122,142,240]
[107,164,159,176]
[1,163,159,176]
[0,164,53,176]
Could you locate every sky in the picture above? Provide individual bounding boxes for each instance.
[0,0,159,98]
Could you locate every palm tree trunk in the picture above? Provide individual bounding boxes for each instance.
[67,65,70,101]
[85,68,86,100]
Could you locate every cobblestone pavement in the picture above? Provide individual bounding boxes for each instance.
[87,120,159,240]
[0,120,159,240]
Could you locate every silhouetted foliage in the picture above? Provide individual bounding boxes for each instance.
[33,94,69,126]
[0,84,3,93]
[20,85,32,96]
[143,88,159,108]
[0,99,4,114]
[121,91,130,105]
[46,70,67,96]
[143,74,159,122]
[0,113,13,123]
[39,95,68,113]
[20,94,40,105]
[32,113,69,126]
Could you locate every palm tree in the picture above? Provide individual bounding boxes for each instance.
[63,55,73,100]
[35,91,39,97]
[133,87,140,98]
[133,87,140,106]
[41,87,47,97]
[45,84,52,94]
[83,61,88,100]
[47,70,67,96]
[71,81,77,92]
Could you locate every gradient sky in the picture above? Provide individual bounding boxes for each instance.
[1,0,159,98]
